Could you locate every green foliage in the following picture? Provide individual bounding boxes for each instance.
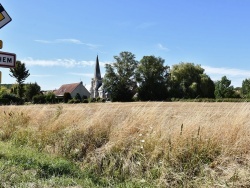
[170,62,215,98]
[103,51,138,102]
[45,91,56,103]
[82,95,88,100]
[68,99,81,104]
[214,76,239,98]
[241,78,250,98]
[0,93,23,105]
[32,94,46,104]
[0,86,9,96]
[9,61,30,98]
[200,74,215,98]
[24,82,41,102]
[63,92,72,103]
[82,99,89,103]
[136,56,170,101]
[0,142,93,187]
[89,98,96,102]
[74,93,82,101]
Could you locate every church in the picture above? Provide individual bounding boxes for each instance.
[89,55,106,98]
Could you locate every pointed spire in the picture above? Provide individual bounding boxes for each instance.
[94,55,101,80]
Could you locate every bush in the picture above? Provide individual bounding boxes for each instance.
[82,99,89,103]
[45,92,56,103]
[89,98,96,103]
[32,94,46,104]
[82,95,88,100]
[0,98,9,105]
[68,99,81,104]
[63,92,72,103]
[75,93,82,102]
[0,93,24,105]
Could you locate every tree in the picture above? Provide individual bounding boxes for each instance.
[45,91,56,103]
[24,82,41,102]
[241,78,250,98]
[214,76,238,98]
[136,56,170,101]
[63,92,72,103]
[0,86,9,97]
[103,51,138,102]
[9,61,30,98]
[169,62,215,98]
[200,74,215,98]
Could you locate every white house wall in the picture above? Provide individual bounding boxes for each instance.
[71,84,91,98]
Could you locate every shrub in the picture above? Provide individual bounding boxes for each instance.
[82,99,89,103]
[45,92,56,103]
[68,99,81,104]
[75,93,82,102]
[89,98,96,103]
[32,94,46,104]
[0,98,9,105]
[82,95,88,100]
[63,92,72,103]
[0,93,23,105]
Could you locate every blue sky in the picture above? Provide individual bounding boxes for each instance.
[1,0,250,90]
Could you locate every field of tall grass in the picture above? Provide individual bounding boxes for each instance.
[1,102,250,187]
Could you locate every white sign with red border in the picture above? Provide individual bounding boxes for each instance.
[0,51,16,68]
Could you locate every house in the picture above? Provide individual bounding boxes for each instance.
[54,81,90,99]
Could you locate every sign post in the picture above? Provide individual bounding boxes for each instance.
[0,3,15,86]
[0,51,16,68]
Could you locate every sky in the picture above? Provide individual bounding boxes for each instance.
[1,0,250,90]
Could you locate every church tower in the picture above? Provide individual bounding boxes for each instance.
[90,55,103,98]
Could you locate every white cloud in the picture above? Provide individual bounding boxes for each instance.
[30,74,54,77]
[21,57,108,68]
[157,43,169,51]
[34,38,100,49]
[203,66,250,77]
[68,72,93,77]
[202,65,250,87]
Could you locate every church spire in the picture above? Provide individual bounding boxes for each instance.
[94,55,101,80]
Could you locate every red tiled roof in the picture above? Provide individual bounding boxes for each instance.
[54,82,80,96]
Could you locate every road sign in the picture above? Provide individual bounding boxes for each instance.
[0,4,12,29]
[0,51,16,68]
[0,40,2,49]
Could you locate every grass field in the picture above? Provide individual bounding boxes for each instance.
[1,102,250,187]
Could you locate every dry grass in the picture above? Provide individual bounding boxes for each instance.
[1,102,250,187]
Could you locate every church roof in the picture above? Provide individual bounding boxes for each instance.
[94,55,102,80]
[54,82,81,96]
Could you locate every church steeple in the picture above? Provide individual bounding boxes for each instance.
[94,55,101,80]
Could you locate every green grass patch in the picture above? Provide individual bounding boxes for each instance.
[0,141,98,187]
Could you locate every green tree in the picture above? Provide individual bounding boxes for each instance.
[170,62,214,98]
[24,82,41,102]
[0,86,9,97]
[136,55,170,101]
[200,74,215,98]
[63,92,72,103]
[103,51,138,102]
[214,76,238,98]
[9,61,30,98]
[241,78,250,98]
[75,93,82,101]
[45,91,56,103]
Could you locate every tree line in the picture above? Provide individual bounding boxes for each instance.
[103,51,247,102]
[1,53,250,104]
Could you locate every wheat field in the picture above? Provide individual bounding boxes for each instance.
[1,102,250,187]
